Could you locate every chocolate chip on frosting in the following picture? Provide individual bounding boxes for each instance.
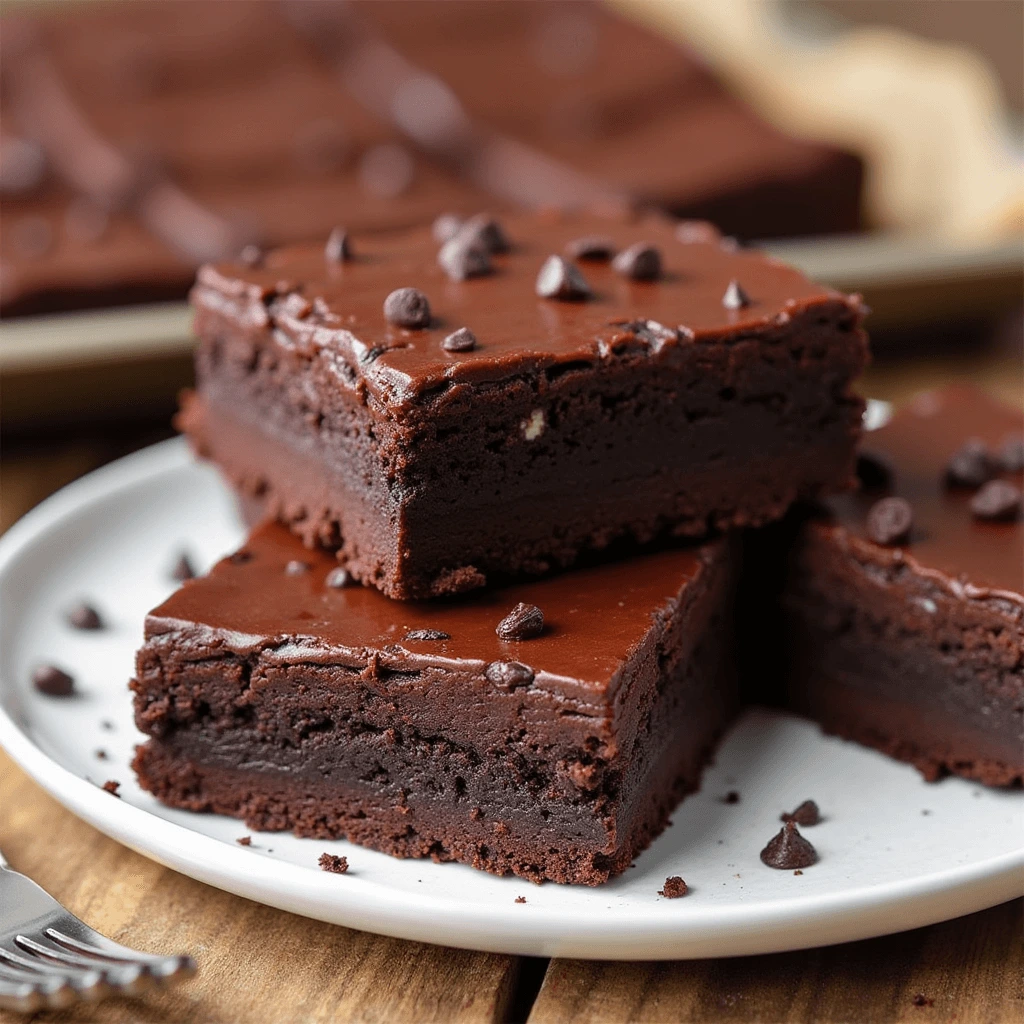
[997,433,1024,473]
[760,820,818,869]
[496,602,545,640]
[484,661,534,690]
[438,235,492,281]
[442,327,477,352]
[781,800,821,826]
[432,213,464,244]
[325,567,350,589]
[945,439,993,488]
[566,236,616,261]
[866,496,913,546]
[612,242,661,281]
[458,213,510,254]
[384,287,431,328]
[970,479,1022,521]
[285,560,310,575]
[536,255,591,300]
[722,279,751,310]
[404,628,451,641]
[32,664,75,697]
[324,226,352,263]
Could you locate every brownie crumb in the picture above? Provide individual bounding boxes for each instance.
[95,749,108,760]
[760,821,817,869]
[659,876,688,898]
[237,836,252,846]
[722,279,750,309]
[384,287,431,329]
[325,567,350,589]
[432,212,463,244]
[285,559,310,575]
[866,496,913,545]
[536,255,591,301]
[171,553,196,582]
[721,790,740,804]
[612,242,661,281]
[514,896,527,904]
[998,433,1024,472]
[856,451,892,491]
[318,853,349,874]
[496,602,545,640]
[102,780,121,797]
[438,235,492,281]
[945,439,993,488]
[484,661,534,691]
[566,236,615,261]
[324,226,352,263]
[969,479,1021,521]
[32,664,75,697]
[781,800,821,826]
[442,327,477,353]
[405,629,451,641]
[793,869,804,876]
[67,602,104,631]
[912,994,934,1008]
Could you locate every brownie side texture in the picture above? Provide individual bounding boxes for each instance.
[131,523,739,885]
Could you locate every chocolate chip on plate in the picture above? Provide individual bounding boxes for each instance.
[945,439,993,488]
[997,433,1024,473]
[442,327,477,353]
[970,479,1022,521]
[781,799,821,826]
[384,287,431,328]
[866,496,913,545]
[458,214,510,254]
[102,780,121,797]
[856,451,892,491]
[536,255,591,300]
[432,212,464,244]
[171,553,196,582]
[67,602,104,631]
[438,235,492,282]
[325,567,351,589]
[318,853,349,874]
[496,602,544,640]
[659,875,688,898]
[612,242,661,281]
[324,226,352,263]
[566,236,616,261]
[32,664,75,697]
[722,279,751,310]
[285,560,310,575]
[484,661,534,691]
[405,629,451,641]
[760,820,818,869]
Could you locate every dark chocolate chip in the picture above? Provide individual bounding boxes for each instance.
[438,235,492,282]
[485,661,535,691]
[318,853,349,874]
[659,876,688,898]
[32,664,75,697]
[384,287,431,329]
[866,496,913,546]
[171,553,196,581]
[458,214,510,254]
[404,629,451,641]
[67,602,103,631]
[856,451,892,491]
[102,780,121,797]
[760,820,817,869]
[781,800,821,826]
[722,279,751,310]
[237,836,252,846]
[325,567,351,589]
[536,255,591,300]
[324,226,352,263]
[566,236,615,261]
[997,433,1024,473]
[514,896,527,904]
[285,560,310,576]
[442,327,477,353]
[721,791,740,804]
[432,212,464,244]
[970,479,1022,521]
[239,244,263,268]
[496,602,545,640]
[611,242,661,281]
[945,439,993,488]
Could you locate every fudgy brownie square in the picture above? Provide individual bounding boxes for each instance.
[131,522,740,885]
[783,387,1023,785]
[182,211,869,599]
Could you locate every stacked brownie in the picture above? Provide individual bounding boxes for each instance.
[132,210,883,884]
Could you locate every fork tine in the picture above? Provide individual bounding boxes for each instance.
[0,942,106,982]
[15,934,147,984]
[45,927,197,979]
[0,975,80,1013]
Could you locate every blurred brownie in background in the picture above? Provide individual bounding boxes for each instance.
[0,0,862,317]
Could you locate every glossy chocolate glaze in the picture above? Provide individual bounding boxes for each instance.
[191,210,858,408]
[821,387,1023,604]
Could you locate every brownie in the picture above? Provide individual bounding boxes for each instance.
[783,387,1023,786]
[181,210,869,599]
[131,521,740,886]
[0,0,862,316]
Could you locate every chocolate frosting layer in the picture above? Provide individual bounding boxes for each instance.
[822,387,1023,603]
[147,521,717,698]
[191,211,859,407]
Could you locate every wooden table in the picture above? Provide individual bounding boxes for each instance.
[2,358,1021,1024]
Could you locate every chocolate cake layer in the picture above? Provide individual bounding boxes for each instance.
[182,211,868,599]
[783,388,1024,785]
[131,521,740,885]
[0,0,862,315]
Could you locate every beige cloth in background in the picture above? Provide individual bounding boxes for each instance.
[614,0,1023,240]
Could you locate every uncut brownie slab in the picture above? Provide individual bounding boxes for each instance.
[181,211,869,600]
[783,387,1023,786]
[131,522,739,885]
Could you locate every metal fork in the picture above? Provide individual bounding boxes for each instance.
[0,847,196,1012]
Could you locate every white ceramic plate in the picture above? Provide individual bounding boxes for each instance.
[0,438,1021,960]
